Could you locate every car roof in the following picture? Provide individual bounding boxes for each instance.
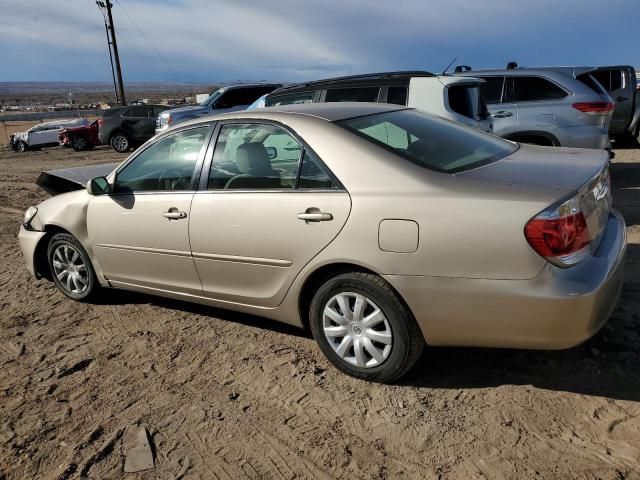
[270,71,435,95]
[172,102,409,129]
[458,66,596,77]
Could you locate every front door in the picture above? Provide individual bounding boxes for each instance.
[478,76,516,137]
[87,125,211,294]
[189,122,351,308]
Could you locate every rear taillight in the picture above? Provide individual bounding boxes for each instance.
[572,102,615,115]
[98,118,105,126]
[525,196,591,267]
[166,114,173,126]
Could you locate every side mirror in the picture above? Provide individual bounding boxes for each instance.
[87,176,112,195]
[265,146,277,160]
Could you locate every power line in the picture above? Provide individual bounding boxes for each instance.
[113,0,180,80]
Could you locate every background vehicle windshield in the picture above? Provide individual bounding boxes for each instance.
[337,109,516,173]
[199,89,224,106]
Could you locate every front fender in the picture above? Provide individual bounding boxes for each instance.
[30,190,108,285]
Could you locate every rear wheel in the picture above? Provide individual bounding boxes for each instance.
[309,272,424,383]
[71,135,88,151]
[47,233,98,301]
[110,133,130,153]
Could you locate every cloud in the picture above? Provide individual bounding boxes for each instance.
[0,0,637,82]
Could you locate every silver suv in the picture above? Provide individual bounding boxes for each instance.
[456,65,614,152]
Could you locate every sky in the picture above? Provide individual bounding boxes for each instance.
[0,0,638,83]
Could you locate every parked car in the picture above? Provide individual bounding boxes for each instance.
[98,104,170,153]
[155,84,281,133]
[59,119,101,151]
[590,65,639,144]
[455,64,614,152]
[262,71,493,132]
[10,118,90,153]
[18,103,625,382]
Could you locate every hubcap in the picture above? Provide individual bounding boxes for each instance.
[113,136,128,151]
[52,245,88,294]
[322,292,392,368]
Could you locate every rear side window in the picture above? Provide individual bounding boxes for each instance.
[101,109,120,118]
[123,106,150,117]
[577,73,608,96]
[448,85,482,120]
[591,69,623,92]
[387,86,408,105]
[325,87,380,102]
[479,77,504,104]
[337,109,516,173]
[513,77,567,102]
[266,91,317,106]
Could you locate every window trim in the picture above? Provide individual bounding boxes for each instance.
[110,123,216,196]
[199,119,345,193]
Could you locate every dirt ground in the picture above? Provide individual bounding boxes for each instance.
[1,143,639,480]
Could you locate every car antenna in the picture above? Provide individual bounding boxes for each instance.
[441,57,458,75]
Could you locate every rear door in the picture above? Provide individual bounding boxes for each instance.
[121,106,156,143]
[592,67,634,132]
[478,76,516,137]
[188,121,351,308]
[512,76,568,139]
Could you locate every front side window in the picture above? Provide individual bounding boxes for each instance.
[513,76,567,102]
[265,92,317,106]
[115,126,209,192]
[337,109,517,173]
[479,77,504,104]
[325,87,380,103]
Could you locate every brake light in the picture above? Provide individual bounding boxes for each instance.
[166,114,173,126]
[524,196,591,267]
[572,102,614,114]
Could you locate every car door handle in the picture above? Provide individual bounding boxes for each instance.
[297,210,333,222]
[616,96,627,102]
[491,111,513,118]
[162,208,187,220]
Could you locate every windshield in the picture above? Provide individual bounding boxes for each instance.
[337,109,517,173]
[199,88,225,106]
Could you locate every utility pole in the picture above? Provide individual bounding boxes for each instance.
[97,1,126,105]
[98,7,119,104]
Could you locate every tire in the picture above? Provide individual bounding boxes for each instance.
[16,141,27,153]
[47,233,98,301]
[71,135,88,151]
[110,133,130,153]
[309,272,424,383]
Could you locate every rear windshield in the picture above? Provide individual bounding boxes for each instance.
[337,109,516,173]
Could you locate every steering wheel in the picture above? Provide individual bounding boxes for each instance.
[158,168,188,190]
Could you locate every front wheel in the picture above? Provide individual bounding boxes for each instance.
[47,233,98,301]
[110,133,130,153]
[71,135,88,151]
[309,272,424,383]
[16,141,28,153]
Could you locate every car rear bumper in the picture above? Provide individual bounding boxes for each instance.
[18,226,46,278]
[555,125,611,150]
[384,210,626,349]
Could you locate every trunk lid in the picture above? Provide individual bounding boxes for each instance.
[457,143,612,252]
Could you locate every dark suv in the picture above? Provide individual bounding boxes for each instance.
[155,84,281,133]
[98,104,171,153]
[591,65,639,144]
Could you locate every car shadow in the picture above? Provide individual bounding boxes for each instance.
[611,161,640,227]
[402,244,640,402]
[91,287,310,339]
